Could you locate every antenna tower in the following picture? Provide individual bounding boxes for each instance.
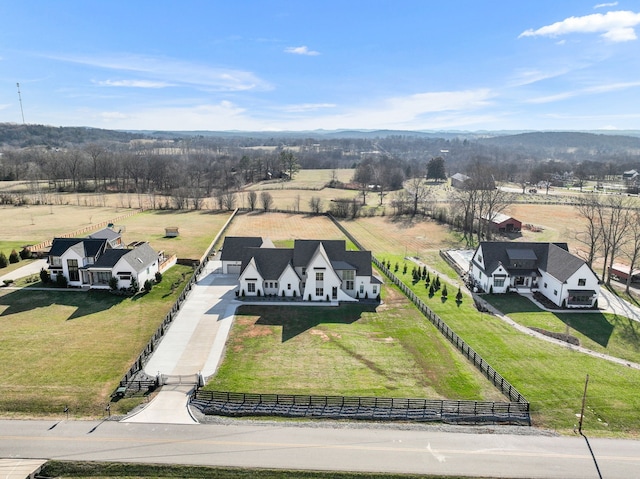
[16,82,25,124]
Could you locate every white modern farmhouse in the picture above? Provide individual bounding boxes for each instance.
[220,236,382,301]
[469,241,599,308]
[48,227,163,290]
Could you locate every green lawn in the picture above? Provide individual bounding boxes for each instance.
[390,267,640,436]
[0,264,194,418]
[206,281,505,402]
[484,293,640,364]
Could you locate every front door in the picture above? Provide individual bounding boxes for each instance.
[332,286,337,299]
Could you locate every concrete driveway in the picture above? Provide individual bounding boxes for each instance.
[0,258,48,283]
[123,260,239,425]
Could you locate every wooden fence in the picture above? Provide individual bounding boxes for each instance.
[26,209,143,253]
[192,390,530,425]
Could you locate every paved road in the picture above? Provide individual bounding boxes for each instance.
[2,419,640,478]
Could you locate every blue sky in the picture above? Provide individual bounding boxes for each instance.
[1,1,640,131]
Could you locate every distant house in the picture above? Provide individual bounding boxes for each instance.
[450,172,495,190]
[450,173,471,189]
[228,237,382,301]
[622,169,638,181]
[469,241,599,308]
[481,212,522,234]
[48,229,163,290]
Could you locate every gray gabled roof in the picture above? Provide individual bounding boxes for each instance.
[474,241,570,277]
[292,240,347,267]
[90,249,130,269]
[87,227,121,242]
[291,240,373,276]
[49,237,107,258]
[220,236,265,262]
[475,241,596,283]
[121,242,158,273]
[240,248,296,281]
[542,243,588,282]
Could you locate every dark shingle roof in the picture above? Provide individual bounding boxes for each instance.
[49,238,107,258]
[240,248,296,280]
[220,236,264,262]
[49,238,84,256]
[475,241,586,281]
[91,249,130,268]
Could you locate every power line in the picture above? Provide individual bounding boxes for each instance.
[16,82,25,124]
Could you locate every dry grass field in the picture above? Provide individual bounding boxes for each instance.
[0,204,129,244]
[221,211,348,245]
[116,210,232,259]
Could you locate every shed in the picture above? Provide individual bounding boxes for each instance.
[609,263,640,283]
[165,227,179,238]
[481,212,522,234]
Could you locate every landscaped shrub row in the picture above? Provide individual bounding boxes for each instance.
[0,247,32,269]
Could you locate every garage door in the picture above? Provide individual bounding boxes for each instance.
[227,264,241,275]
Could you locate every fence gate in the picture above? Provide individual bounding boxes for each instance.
[159,373,202,386]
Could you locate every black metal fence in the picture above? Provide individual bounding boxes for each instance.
[192,390,530,425]
[327,214,529,409]
[113,209,240,396]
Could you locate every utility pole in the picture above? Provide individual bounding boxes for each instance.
[578,374,603,479]
[16,82,25,124]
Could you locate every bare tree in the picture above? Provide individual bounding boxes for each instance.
[260,191,273,212]
[574,194,603,267]
[406,177,430,216]
[309,196,323,214]
[622,211,640,294]
[222,191,237,211]
[247,190,257,211]
[599,195,632,285]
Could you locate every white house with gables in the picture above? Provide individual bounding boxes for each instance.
[47,228,163,290]
[469,241,599,308]
[223,237,382,301]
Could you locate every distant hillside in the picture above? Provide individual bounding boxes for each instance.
[0,123,153,148]
[478,131,640,153]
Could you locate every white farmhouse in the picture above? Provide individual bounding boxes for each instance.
[225,237,382,301]
[469,241,599,308]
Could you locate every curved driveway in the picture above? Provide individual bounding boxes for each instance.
[123,260,238,424]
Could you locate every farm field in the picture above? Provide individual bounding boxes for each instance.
[0,264,194,417]
[220,211,349,245]
[0,204,130,244]
[116,209,232,260]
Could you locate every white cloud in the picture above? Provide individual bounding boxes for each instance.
[594,2,618,8]
[281,103,336,113]
[48,53,271,91]
[508,68,572,87]
[284,46,320,56]
[519,10,640,43]
[526,81,640,103]
[94,79,173,88]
